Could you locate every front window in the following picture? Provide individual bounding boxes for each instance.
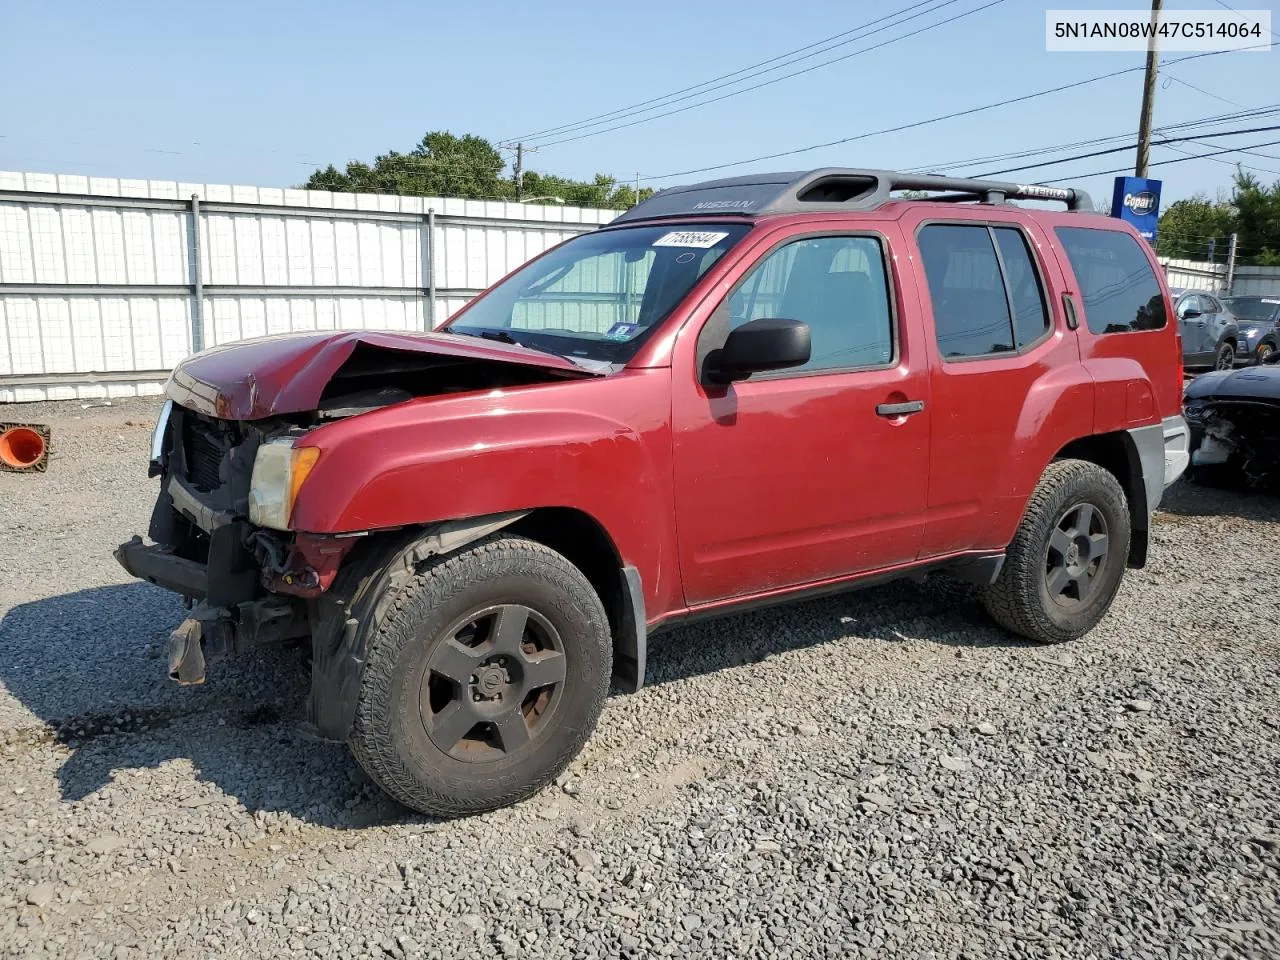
[1223,297,1280,323]
[446,223,752,364]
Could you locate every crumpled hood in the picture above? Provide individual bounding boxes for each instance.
[1184,365,1280,404]
[165,330,596,420]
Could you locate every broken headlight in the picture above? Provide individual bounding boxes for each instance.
[248,438,320,531]
[1183,398,1207,422]
[149,399,174,465]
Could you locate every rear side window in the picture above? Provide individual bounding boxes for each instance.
[917,223,1049,359]
[1054,227,1166,334]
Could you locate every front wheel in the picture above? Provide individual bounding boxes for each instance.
[979,459,1130,644]
[1256,342,1275,365]
[349,534,612,816]
[1215,342,1236,371]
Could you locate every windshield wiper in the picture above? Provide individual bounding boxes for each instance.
[476,329,521,345]
[450,328,521,346]
[446,327,607,373]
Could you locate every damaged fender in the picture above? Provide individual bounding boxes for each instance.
[306,512,530,742]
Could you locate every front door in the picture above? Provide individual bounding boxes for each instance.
[1176,293,1210,363]
[671,229,931,606]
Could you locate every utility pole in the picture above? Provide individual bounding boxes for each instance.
[514,143,524,201]
[1224,232,1239,294]
[1134,0,1163,177]
[634,172,641,206]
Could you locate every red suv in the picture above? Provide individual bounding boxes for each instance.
[117,169,1190,815]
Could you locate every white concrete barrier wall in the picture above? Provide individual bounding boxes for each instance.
[1160,256,1280,298]
[0,171,618,402]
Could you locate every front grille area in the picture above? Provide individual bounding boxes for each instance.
[181,414,230,492]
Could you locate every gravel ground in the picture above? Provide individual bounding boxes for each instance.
[1,397,1278,960]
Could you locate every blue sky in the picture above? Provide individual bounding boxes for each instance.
[0,0,1275,207]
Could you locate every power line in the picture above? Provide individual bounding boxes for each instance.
[1159,141,1280,177]
[1162,74,1247,109]
[508,0,964,143]
[973,124,1280,178]
[1210,0,1280,41]
[533,0,1007,149]
[1182,138,1280,163]
[1039,136,1280,182]
[639,46,1262,183]
[907,105,1280,175]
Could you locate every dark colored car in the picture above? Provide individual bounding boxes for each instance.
[1171,287,1239,371]
[116,168,1189,816]
[1221,295,1280,364]
[1184,350,1280,486]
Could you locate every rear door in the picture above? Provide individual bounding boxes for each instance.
[902,210,1089,557]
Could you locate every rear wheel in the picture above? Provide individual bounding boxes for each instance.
[979,459,1130,644]
[349,534,612,816]
[1256,342,1275,365]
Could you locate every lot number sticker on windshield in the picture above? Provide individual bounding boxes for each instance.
[653,231,728,248]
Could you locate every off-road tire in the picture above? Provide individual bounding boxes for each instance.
[348,534,612,817]
[979,459,1130,644]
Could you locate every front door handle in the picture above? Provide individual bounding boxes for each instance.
[876,400,925,417]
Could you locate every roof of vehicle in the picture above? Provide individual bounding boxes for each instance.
[611,168,1095,225]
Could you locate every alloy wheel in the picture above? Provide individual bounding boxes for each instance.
[1044,502,1110,610]
[420,604,566,762]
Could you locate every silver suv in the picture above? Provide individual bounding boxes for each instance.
[1171,288,1239,371]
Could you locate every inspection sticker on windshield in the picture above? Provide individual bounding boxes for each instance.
[604,322,639,341]
[653,230,728,248]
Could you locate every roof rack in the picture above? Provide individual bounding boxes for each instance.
[610,168,1093,225]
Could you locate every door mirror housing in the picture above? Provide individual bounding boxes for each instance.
[704,317,811,384]
[1180,306,1202,320]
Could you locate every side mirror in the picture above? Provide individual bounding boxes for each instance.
[1181,306,1202,320]
[704,317,811,384]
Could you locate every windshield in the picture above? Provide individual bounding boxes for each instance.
[445,223,752,363]
[1223,297,1280,323]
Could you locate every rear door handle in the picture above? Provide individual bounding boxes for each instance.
[876,400,925,417]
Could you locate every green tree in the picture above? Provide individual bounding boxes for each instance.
[1231,173,1280,266]
[1156,195,1235,261]
[303,131,652,208]
[1155,173,1280,266]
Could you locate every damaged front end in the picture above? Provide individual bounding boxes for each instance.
[116,329,601,686]
[114,402,355,684]
[1185,395,1280,489]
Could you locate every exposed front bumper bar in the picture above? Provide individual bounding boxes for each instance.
[114,535,208,598]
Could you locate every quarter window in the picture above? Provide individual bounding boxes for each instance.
[1054,227,1166,334]
[727,235,893,373]
[918,223,1050,359]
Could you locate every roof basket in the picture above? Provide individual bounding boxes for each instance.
[611,167,1093,224]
